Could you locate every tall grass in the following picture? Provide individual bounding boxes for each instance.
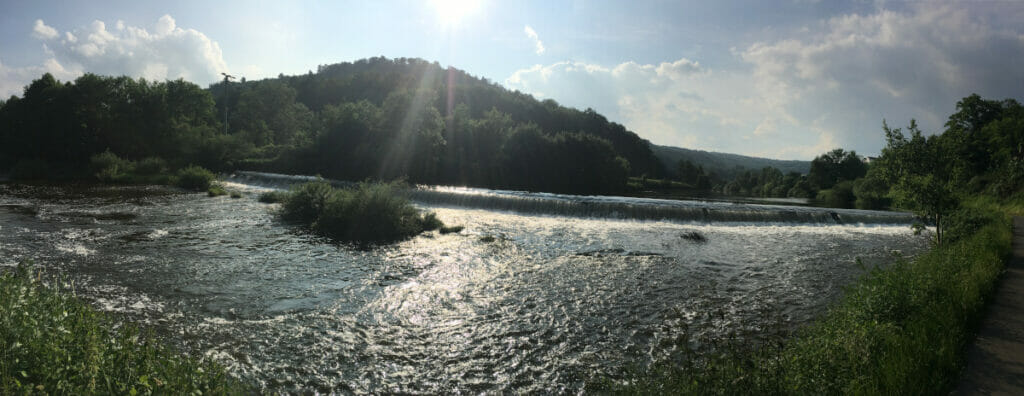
[0,265,247,394]
[277,181,452,245]
[604,205,1011,394]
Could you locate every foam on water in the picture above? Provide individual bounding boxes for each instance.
[0,181,932,393]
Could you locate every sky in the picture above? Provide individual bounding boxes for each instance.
[1,0,1022,160]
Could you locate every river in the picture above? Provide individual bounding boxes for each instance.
[0,175,931,393]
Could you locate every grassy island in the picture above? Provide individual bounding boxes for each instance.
[272,181,453,245]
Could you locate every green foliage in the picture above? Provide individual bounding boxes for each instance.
[608,210,1011,394]
[815,180,856,209]
[420,212,444,231]
[853,170,891,210]
[943,203,1002,244]
[207,184,227,197]
[277,181,451,245]
[134,157,168,176]
[280,181,334,223]
[230,191,243,199]
[257,191,289,203]
[0,265,247,394]
[0,58,662,195]
[808,148,867,190]
[174,165,216,191]
[90,150,135,183]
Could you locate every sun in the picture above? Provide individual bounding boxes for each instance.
[429,0,482,28]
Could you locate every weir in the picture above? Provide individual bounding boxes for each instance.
[227,171,918,225]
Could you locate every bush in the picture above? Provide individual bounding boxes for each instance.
[258,191,289,203]
[207,184,227,197]
[421,212,444,231]
[0,265,248,394]
[944,205,1002,244]
[281,181,335,223]
[277,181,453,245]
[90,150,135,183]
[135,157,168,176]
[174,165,215,191]
[816,180,856,208]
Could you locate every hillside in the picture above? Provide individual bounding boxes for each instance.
[0,57,665,195]
[652,144,810,180]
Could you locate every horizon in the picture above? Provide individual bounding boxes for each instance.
[1,1,1022,160]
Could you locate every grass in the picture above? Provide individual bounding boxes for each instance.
[0,265,247,395]
[277,181,459,245]
[207,184,228,197]
[601,203,1012,394]
[257,191,289,204]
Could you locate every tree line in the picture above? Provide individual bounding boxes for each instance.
[667,94,1023,242]
[0,57,665,195]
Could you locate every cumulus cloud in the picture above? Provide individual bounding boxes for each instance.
[507,4,1024,159]
[31,19,58,40]
[523,25,545,55]
[1,15,227,98]
[739,3,1024,156]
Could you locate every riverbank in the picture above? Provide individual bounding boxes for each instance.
[0,265,247,394]
[603,204,1011,393]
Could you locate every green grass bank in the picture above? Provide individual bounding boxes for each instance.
[0,265,247,395]
[603,202,1013,394]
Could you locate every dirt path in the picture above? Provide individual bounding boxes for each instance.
[956,216,1024,395]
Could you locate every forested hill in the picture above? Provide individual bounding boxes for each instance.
[652,144,810,180]
[0,57,665,195]
[209,57,666,191]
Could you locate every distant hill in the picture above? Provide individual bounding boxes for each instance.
[651,144,810,180]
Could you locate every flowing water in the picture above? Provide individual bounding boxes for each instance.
[0,175,931,393]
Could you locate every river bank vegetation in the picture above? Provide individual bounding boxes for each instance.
[0,265,246,395]
[602,94,1024,392]
[601,205,1010,393]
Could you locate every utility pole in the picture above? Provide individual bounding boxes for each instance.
[220,72,236,135]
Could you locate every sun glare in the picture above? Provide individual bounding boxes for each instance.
[430,0,481,28]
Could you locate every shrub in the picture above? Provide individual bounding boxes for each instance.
[207,184,227,197]
[944,205,1001,244]
[258,191,289,203]
[281,181,335,223]
[134,157,168,176]
[174,165,215,191]
[277,181,455,245]
[816,180,856,209]
[90,150,135,183]
[421,212,444,231]
[0,265,248,394]
[230,191,243,199]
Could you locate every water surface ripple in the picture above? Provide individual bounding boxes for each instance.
[0,183,930,393]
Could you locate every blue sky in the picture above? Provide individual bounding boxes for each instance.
[1,0,1022,160]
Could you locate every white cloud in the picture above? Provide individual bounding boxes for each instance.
[31,19,58,40]
[523,25,545,55]
[507,4,1024,160]
[1,14,227,98]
